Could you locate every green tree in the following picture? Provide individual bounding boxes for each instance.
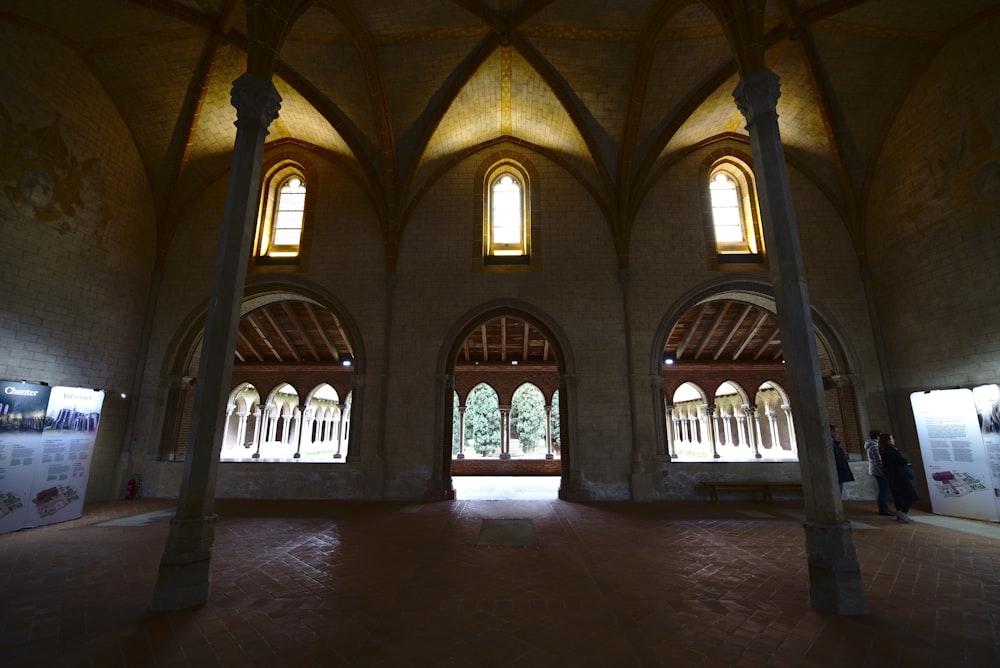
[511,383,546,454]
[466,383,500,456]
[550,390,560,455]
[452,392,461,455]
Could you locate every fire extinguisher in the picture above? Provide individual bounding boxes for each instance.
[125,474,141,500]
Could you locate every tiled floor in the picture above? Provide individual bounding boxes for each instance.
[1,478,998,667]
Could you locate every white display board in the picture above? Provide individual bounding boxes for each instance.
[910,387,1000,522]
[0,381,104,534]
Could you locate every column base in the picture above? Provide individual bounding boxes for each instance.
[149,514,218,611]
[499,453,511,460]
[802,520,868,615]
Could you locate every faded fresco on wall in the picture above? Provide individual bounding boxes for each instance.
[0,100,111,244]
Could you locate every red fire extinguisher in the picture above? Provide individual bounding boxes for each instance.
[125,474,141,500]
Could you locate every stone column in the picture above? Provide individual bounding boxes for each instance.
[766,410,779,451]
[334,403,346,458]
[744,405,761,458]
[222,404,235,451]
[665,403,677,459]
[457,405,466,459]
[499,405,512,459]
[544,404,554,460]
[251,407,262,452]
[704,405,720,458]
[235,410,248,449]
[734,68,866,615]
[293,407,305,458]
[151,73,280,611]
[782,403,797,453]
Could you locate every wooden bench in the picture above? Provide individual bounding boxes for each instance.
[699,480,803,503]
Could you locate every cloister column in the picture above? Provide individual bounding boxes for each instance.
[736,408,748,448]
[544,404,554,460]
[665,403,677,459]
[221,404,235,450]
[334,403,346,458]
[251,407,262,452]
[782,403,797,452]
[499,405,512,459]
[150,73,281,611]
[766,410,780,451]
[457,405,466,459]
[293,407,304,458]
[744,405,761,458]
[235,409,248,448]
[734,67,866,614]
[704,405,720,458]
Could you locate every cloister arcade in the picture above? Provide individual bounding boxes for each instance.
[219,381,352,462]
[666,380,796,461]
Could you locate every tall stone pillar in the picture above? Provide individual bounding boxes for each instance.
[150,73,281,611]
[457,405,466,459]
[734,68,866,615]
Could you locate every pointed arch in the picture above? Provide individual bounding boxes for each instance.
[433,299,578,499]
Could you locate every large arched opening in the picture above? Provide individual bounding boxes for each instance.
[433,301,576,500]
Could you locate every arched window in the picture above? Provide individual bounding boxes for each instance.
[254,161,311,267]
[703,156,765,268]
[484,161,530,262]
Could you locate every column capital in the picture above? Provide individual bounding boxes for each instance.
[231,72,281,130]
[733,68,780,129]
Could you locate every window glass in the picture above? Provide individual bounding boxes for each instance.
[269,177,305,256]
[709,173,744,243]
[492,175,522,246]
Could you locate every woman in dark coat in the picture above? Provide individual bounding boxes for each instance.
[878,433,919,523]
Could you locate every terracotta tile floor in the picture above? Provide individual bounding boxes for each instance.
[1,479,999,667]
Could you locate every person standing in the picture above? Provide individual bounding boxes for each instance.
[878,432,919,523]
[830,425,854,496]
[865,429,895,516]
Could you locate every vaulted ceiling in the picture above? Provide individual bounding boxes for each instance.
[4,0,996,271]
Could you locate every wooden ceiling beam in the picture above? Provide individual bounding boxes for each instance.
[262,307,302,362]
[480,324,489,362]
[304,302,340,361]
[753,326,781,360]
[282,302,322,361]
[675,303,708,360]
[693,301,731,360]
[237,330,264,362]
[732,311,768,360]
[246,314,282,362]
[523,322,529,360]
[714,304,752,360]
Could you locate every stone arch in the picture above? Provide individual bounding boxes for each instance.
[156,276,365,462]
[649,276,866,459]
[433,299,578,499]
